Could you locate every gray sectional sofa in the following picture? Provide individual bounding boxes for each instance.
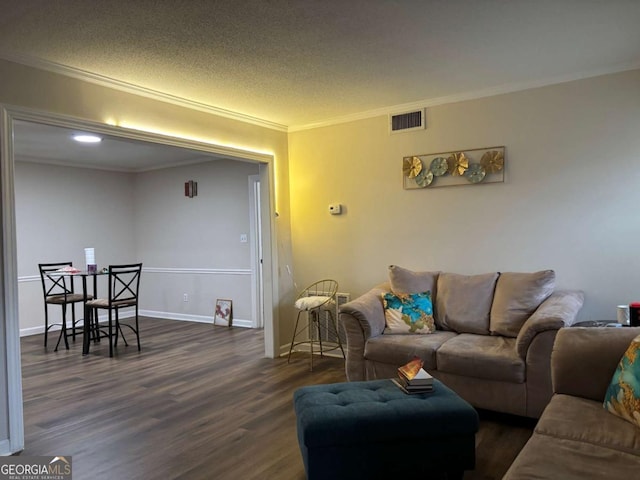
[340,266,584,418]
[504,326,640,479]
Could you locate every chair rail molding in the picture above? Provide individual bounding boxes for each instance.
[143,267,252,275]
[19,267,252,283]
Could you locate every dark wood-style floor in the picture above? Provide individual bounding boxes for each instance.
[20,317,535,479]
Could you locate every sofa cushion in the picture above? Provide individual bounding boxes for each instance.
[537,394,640,455]
[603,334,640,428]
[388,265,439,296]
[436,334,525,383]
[382,291,435,334]
[435,272,499,334]
[503,431,640,480]
[490,270,555,337]
[364,331,457,371]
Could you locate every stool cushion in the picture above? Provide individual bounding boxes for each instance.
[295,296,332,311]
[86,298,137,308]
[46,294,90,304]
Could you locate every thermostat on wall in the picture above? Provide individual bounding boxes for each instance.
[329,204,342,215]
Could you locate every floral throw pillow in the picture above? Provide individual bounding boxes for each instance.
[382,291,435,334]
[603,334,640,427]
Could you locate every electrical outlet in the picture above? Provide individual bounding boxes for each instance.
[240,233,248,243]
[183,293,188,302]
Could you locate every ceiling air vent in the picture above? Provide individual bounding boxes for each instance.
[389,108,425,134]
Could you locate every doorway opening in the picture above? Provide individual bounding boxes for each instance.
[0,105,278,455]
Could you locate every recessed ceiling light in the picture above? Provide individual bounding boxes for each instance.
[72,134,102,143]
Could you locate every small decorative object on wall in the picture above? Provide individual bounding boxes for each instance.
[402,156,423,178]
[403,146,505,189]
[448,152,469,176]
[214,299,233,327]
[185,180,198,198]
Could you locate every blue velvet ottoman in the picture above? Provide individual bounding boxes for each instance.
[293,379,479,480]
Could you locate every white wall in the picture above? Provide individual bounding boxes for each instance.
[288,69,640,327]
[15,162,136,332]
[15,158,259,333]
[134,159,259,324]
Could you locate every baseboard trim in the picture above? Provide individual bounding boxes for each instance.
[139,310,252,328]
[20,310,252,337]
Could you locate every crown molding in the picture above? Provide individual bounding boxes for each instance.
[288,61,640,132]
[0,52,288,132]
[3,51,638,135]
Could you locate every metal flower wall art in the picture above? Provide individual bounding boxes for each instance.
[402,146,505,189]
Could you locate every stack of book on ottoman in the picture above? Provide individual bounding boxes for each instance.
[393,357,434,394]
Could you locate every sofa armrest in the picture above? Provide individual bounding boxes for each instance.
[552,326,640,401]
[340,283,388,381]
[515,290,584,358]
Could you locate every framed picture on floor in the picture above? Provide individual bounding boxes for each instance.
[214,299,233,327]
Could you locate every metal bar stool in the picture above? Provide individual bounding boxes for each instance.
[287,279,345,371]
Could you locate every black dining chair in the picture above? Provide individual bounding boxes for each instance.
[39,262,92,351]
[86,263,142,357]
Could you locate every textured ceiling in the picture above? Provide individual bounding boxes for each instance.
[0,0,638,128]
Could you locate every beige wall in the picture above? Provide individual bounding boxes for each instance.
[288,69,640,328]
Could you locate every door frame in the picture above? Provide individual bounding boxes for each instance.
[0,104,279,454]
[248,174,264,328]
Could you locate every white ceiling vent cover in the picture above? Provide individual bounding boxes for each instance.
[389,108,425,134]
